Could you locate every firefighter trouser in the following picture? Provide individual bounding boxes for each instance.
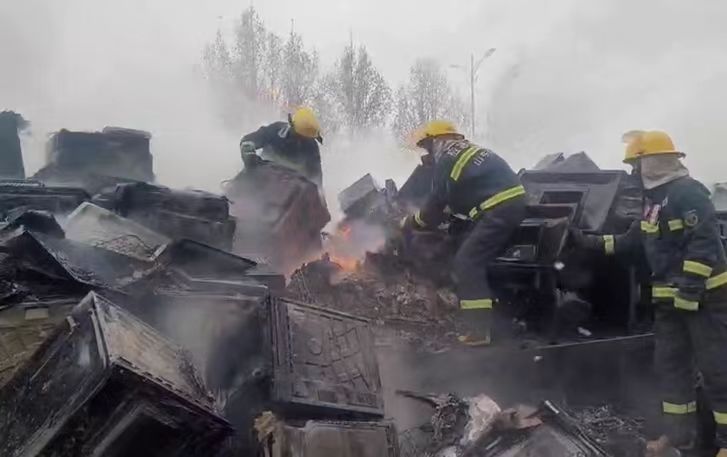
[452,197,527,340]
[655,302,727,448]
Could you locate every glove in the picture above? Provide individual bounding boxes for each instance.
[568,227,602,251]
[240,140,256,154]
[242,152,263,169]
[400,215,416,232]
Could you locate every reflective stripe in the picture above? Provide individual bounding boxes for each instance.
[450,147,480,181]
[414,211,426,228]
[641,221,659,234]
[674,295,699,311]
[652,286,677,298]
[468,185,527,219]
[668,219,684,231]
[683,260,713,278]
[663,401,697,415]
[714,411,727,425]
[707,271,727,290]
[460,299,493,310]
[603,235,615,255]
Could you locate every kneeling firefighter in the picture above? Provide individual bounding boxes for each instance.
[239,107,324,189]
[401,121,526,346]
[573,130,727,457]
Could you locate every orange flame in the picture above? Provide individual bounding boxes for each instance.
[326,223,360,272]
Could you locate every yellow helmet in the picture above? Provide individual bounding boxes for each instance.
[411,120,462,147]
[622,130,683,163]
[291,107,321,140]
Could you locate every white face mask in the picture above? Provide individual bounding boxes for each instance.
[639,154,689,189]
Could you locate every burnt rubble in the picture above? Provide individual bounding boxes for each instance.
[92,182,237,251]
[224,160,331,272]
[33,127,154,194]
[397,391,646,457]
[0,114,703,456]
[0,292,232,456]
[0,111,28,180]
[297,151,651,348]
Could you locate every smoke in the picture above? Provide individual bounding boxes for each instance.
[322,132,420,225]
[0,0,250,192]
[5,0,726,203]
[478,0,727,181]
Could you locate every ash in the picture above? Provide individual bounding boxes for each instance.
[287,252,459,351]
[570,404,646,456]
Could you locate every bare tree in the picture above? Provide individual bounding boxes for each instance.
[393,59,469,141]
[330,44,392,136]
[309,74,342,136]
[281,30,319,109]
[202,29,232,85]
[231,7,267,98]
[261,32,283,104]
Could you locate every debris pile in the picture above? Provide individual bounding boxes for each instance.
[571,405,646,456]
[0,111,28,180]
[397,390,646,457]
[93,181,237,250]
[291,151,651,349]
[287,254,459,346]
[0,118,399,455]
[224,160,331,272]
[0,293,232,456]
[33,127,154,193]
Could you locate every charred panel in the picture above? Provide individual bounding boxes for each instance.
[271,298,384,418]
[0,292,230,457]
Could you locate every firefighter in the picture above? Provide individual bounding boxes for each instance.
[572,130,727,457]
[239,107,323,188]
[401,120,526,346]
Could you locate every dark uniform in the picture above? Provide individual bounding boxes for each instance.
[241,121,323,188]
[585,175,727,448]
[413,139,526,341]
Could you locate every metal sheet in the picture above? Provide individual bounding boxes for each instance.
[64,202,170,261]
[0,292,230,457]
[271,298,384,417]
[274,421,399,457]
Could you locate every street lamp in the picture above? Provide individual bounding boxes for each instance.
[450,48,496,138]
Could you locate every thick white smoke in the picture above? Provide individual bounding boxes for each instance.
[3,0,727,198]
[477,0,727,181]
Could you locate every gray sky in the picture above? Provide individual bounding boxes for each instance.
[3,0,727,195]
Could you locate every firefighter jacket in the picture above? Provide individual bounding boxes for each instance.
[414,139,524,228]
[241,121,322,187]
[599,176,727,310]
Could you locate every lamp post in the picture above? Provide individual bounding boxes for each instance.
[450,48,496,138]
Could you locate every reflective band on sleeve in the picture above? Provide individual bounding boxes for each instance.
[668,219,684,231]
[663,401,697,415]
[640,221,659,234]
[460,299,493,310]
[707,271,727,290]
[714,411,727,425]
[683,260,713,278]
[414,211,426,228]
[603,235,615,255]
[450,147,480,181]
[674,295,699,311]
[652,286,677,298]
[469,185,527,219]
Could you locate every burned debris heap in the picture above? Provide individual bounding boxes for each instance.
[0,111,28,180]
[224,159,331,272]
[0,118,394,456]
[290,152,649,346]
[0,112,703,455]
[33,127,155,193]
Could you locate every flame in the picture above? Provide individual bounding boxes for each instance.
[339,224,353,240]
[326,223,361,272]
[330,255,360,272]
